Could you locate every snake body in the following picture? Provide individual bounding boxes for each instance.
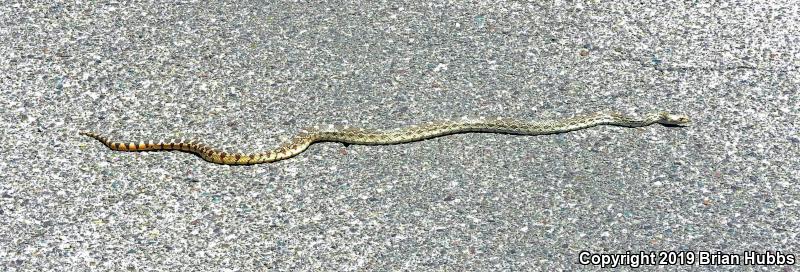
[80,111,690,165]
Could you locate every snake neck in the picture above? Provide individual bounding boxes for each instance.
[599,112,662,127]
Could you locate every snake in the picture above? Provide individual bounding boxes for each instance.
[80,111,690,165]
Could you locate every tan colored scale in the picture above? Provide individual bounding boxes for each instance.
[80,111,690,165]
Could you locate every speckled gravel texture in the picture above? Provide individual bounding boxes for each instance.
[2,1,798,271]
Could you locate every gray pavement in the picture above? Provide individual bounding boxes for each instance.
[1,1,798,270]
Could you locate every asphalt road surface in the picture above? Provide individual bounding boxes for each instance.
[1,1,798,270]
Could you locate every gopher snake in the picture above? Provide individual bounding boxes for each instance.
[81,111,689,165]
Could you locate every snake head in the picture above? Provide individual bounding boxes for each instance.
[658,112,691,126]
